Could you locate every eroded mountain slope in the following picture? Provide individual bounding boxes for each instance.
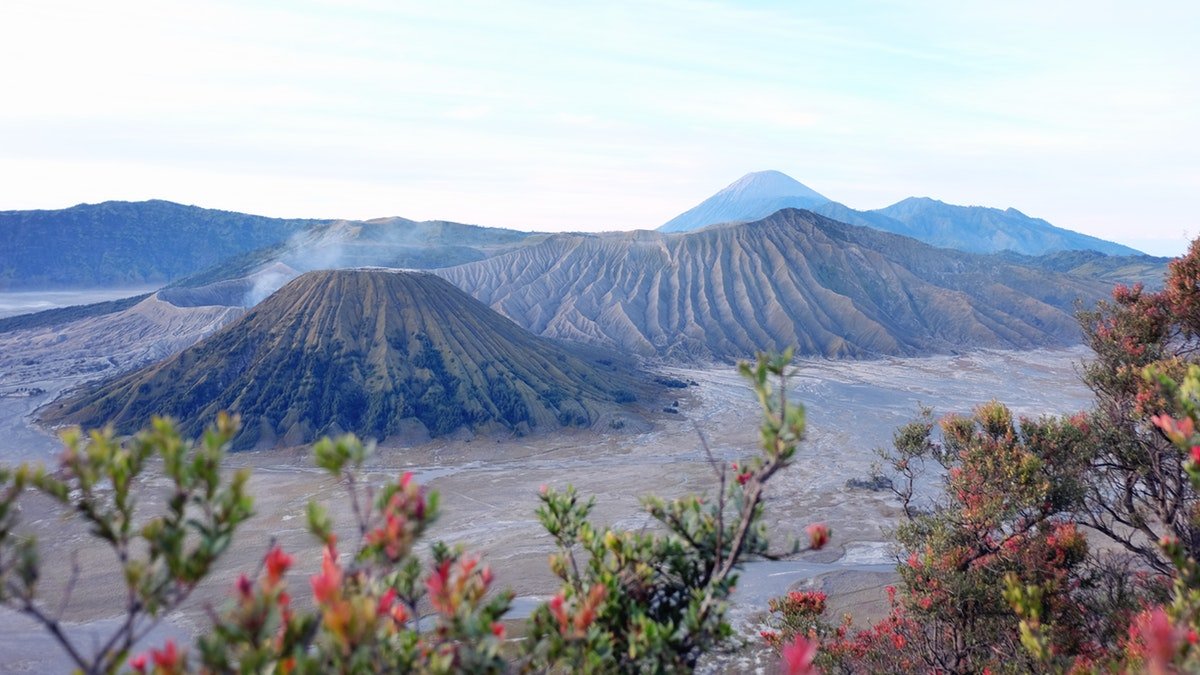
[441,209,1110,360]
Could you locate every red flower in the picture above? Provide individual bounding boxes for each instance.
[574,584,606,634]
[1136,608,1179,671]
[426,559,454,614]
[491,621,506,638]
[265,545,293,586]
[377,587,398,617]
[236,573,253,600]
[806,523,830,550]
[310,544,342,605]
[151,640,180,670]
[549,593,569,633]
[732,462,753,485]
[128,653,148,673]
[1153,414,1195,444]
[780,634,819,675]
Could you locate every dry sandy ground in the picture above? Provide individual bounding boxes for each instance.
[0,289,158,320]
[0,347,1095,672]
[0,294,244,465]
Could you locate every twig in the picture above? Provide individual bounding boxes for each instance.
[694,422,727,577]
[18,597,90,672]
[696,366,793,625]
[346,471,369,545]
[55,550,81,621]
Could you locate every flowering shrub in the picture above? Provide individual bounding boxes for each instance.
[0,414,252,675]
[751,241,1200,674]
[0,350,821,673]
[1075,240,1200,573]
[995,364,1200,673]
[190,434,513,674]
[762,403,1103,673]
[521,350,826,672]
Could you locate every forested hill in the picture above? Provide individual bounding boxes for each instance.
[0,200,326,289]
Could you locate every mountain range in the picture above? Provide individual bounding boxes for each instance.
[2,197,1151,366]
[440,209,1110,360]
[8,186,1158,450]
[0,200,324,289]
[0,201,540,290]
[2,171,1150,293]
[660,171,1142,257]
[41,270,651,448]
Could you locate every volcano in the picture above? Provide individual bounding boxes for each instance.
[42,269,649,448]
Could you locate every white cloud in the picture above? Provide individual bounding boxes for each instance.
[0,0,1195,254]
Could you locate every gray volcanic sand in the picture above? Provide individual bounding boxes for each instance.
[0,288,158,320]
[0,294,245,465]
[0,347,1094,672]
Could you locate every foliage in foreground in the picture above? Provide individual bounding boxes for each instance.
[759,239,1200,673]
[0,414,252,674]
[0,351,823,673]
[761,403,1110,673]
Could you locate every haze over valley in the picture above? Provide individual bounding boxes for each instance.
[0,168,1157,656]
[4,0,1198,668]
[0,172,1157,464]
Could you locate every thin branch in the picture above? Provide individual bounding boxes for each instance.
[693,422,726,578]
[345,472,369,546]
[54,551,81,621]
[18,598,90,673]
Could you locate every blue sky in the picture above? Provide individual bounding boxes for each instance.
[1,1,1196,255]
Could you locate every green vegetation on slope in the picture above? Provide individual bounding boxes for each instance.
[0,293,152,334]
[42,269,649,448]
[997,248,1170,288]
[0,200,326,289]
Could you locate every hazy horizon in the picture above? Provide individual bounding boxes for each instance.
[3,1,1196,256]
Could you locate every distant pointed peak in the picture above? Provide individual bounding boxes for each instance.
[731,169,797,184]
[658,170,830,232]
[721,170,826,200]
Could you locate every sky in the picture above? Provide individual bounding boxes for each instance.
[1,1,1196,256]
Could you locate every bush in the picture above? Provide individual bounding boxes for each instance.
[0,351,823,674]
[761,403,1101,673]
[754,240,1200,674]
[0,414,252,674]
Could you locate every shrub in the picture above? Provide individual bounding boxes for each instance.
[764,403,1103,673]
[0,414,252,674]
[0,350,821,674]
[755,241,1200,674]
